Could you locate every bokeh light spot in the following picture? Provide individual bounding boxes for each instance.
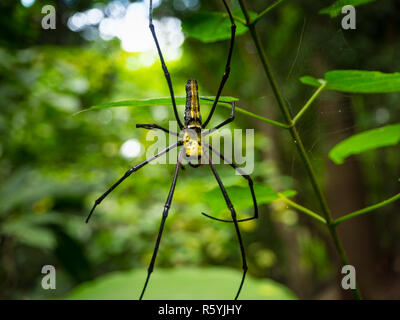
[120,139,142,159]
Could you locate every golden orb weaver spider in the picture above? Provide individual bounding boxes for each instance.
[85,0,258,300]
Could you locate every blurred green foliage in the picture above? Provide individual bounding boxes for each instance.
[66,267,296,300]
[319,0,375,18]
[1,0,400,300]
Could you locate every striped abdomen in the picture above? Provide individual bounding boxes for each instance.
[183,79,202,158]
[184,79,202,128]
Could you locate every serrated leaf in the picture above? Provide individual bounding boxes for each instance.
[329,123,400,164]
[74,96,239,115]
[182,10,256,43]
[300,70,400,93]
[319,0,375,18]
[204,184,296,217]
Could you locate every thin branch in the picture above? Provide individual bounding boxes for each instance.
[334,192,400,226]
[238,0,362,300]
[220,103,290,129]
[293,80,327,125]
[250,0,285,26]
[278,193,327,224]
[221,11,247,25]
[231,14,247,25]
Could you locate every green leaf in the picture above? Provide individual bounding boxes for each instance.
[204,184,297,217]
[299,76,324,87]
[182,10,256,43]
[329,123,400,164]
[66,267,296,300]
[300,70,400,93]
[1,220,56,250]
[74,96,239,115]
[319,0,375,18]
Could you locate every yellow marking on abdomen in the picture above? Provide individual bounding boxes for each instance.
[190,80,200,120]
[183,130,202,158]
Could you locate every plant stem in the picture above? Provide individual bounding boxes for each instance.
[278,193,327,224]
[334,192,400,226]
[221,103,290,129]
[293,80,327,125]
[231,14,247,26]
[251,0,285,26]
[238,0,362,300]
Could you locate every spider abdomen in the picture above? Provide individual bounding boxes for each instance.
[183,78,202,159]
[184,79,202,127]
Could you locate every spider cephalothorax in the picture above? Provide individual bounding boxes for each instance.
[85,0,258,301]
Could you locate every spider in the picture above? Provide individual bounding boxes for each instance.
[85,0,258,300]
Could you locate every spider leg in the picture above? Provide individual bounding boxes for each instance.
[188,162,203,168]
[149,0,184,129]
[139,149,183,300]
[136,123,179,137]
[202,101,235,136]
[86,141,182,223]
[200,97,234,104]
[205,149,247,300]
[201,143,258,223]
[202,0,236,128]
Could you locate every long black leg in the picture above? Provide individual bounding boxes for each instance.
[202,143,258,223]
[202,101,235,136]
[202,0,236,128]
[205,150,247,300]
[149,0,184,129]
[136,123,179,137]
[86,141,182,223]
[200,97,235,104]
[139,149,183,300]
